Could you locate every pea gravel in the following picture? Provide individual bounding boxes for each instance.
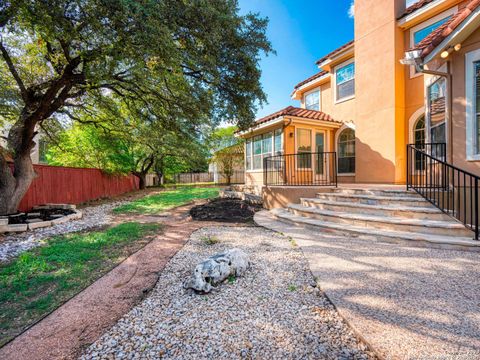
[81,226,376,359]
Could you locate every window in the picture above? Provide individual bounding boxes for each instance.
[413,17,451,45]
[414,116,425,170]
[297,128,312,168]
[274,129,283,155]
[245,139,252,170]
[335,62,355,102]
[305,90,320,111]
[428,77,446,145]
[337,128,355,174]
[246,130,283,170]
[466,49,480,160]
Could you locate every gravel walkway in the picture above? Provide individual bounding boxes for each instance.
[256,210,480,359]
[0,200,130,262]
[81,226,375,359]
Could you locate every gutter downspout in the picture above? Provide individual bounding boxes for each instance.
[415,62,453,163]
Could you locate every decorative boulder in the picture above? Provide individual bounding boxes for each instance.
[183,248,250,293]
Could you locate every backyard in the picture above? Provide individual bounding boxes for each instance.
[0,187,219,348]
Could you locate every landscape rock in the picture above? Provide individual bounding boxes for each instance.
[184,248,250,293]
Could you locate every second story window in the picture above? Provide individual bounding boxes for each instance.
[335,61,355,102]
[305,90,320,111]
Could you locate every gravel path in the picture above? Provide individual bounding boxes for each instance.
[256,210,480,359]
[81,226,375,359]
[0,200,129,262]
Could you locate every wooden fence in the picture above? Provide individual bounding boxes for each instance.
[16,164,139,212]
[172,171,244,185]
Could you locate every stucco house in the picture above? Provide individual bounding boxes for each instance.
[239,0,480,243]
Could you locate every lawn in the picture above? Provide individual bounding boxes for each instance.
[0,222,160,347]
[113,186,220,214]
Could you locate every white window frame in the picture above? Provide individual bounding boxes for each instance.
[303,88,321,111]
[333,58,355,104]
[425,64,448,154]
[245,129,283,172]
[466,48,480,161]
[294,127,329,171]
[408,6,457,78]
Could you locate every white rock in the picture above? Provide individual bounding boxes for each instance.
[183,248,250,293]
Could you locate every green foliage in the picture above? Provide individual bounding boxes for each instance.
[201,235,220,245]
[208,126,241,153]
[113,187,219,214]
[0,222,160,346]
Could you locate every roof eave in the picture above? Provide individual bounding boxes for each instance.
[291,73,330,99]
[236,117,285,137]
[423,5,480,63]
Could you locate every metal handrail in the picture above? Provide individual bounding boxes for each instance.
[263,151,337,187]
[407,143,479,240]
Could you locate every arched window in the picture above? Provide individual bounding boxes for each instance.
[414,116,425,170]
[338,128,355,174]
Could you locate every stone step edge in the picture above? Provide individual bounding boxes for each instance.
[288,204,467,230]
[332,188,419,195]
[316,193,425,202]
[301,198,440,214]
[264,209,479,248]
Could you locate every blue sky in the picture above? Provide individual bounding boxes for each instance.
[238,0,354,118]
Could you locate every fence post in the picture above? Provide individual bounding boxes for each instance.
[475,177,479,240]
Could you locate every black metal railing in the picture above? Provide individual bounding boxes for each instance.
[264,152,337,187]
[407,143,479,239]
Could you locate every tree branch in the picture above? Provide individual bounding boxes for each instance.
[0,38,28,102]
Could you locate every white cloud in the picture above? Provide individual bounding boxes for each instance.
[348,2,354,18]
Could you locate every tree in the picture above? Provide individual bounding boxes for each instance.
[212,143,244,185]
[0,0,272,214]
[48,99,210,189]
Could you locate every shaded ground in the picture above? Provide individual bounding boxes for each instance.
[0,222,160,347]
[189,198,262,222]
[256,210,480,359]
[0,203,222,360]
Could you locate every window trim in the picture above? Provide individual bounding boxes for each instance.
[333,58,355,104]
[408,6,457,78]
[425,69,448,150]
[295,128,313,170]
[245,129,283,172]
[466,48,480,161]
[303,88,321,111]
[335,123,356,176]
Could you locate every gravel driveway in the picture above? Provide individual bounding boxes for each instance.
[81,226,376,359]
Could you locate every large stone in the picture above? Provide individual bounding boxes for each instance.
[183,248,250,293]
[28,220,53,230]
[3,224,28,232]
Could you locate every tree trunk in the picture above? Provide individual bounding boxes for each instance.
[134,172,147,190]
[0,114,37,215]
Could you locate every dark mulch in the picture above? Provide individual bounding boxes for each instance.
[189,198,262,223]
[7,209,75,224]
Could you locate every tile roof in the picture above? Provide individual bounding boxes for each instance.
[398,0,436,19]
[315,40,354,65]
[253,106,340,127]
[293,70,328,90]
[408,0,480,58]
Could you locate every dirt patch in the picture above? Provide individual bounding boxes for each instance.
[189,198,262,223]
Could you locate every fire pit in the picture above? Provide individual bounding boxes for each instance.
[0,204,83,233]
[189,198,262,223]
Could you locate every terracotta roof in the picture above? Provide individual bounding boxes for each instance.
[398,0,436,19]
[253,106,340,128]
[408,0,480,59]
[293,70,328,90]
[315,40,354,65]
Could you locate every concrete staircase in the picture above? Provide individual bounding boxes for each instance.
[262,187,480,250]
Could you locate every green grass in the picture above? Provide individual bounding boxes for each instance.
[113,186,220,214]
[0,222,160,347]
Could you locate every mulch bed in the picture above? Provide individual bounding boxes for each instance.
[189,198,262,223]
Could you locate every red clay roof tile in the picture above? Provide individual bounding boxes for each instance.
[315,40,354,65]
[398,0,436,19]
[408,0,480,59]
[253,106,340,128]
[293,70,328,90]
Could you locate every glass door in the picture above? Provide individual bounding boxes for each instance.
[314,132,326,180]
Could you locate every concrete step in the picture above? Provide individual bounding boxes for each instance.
[300,198,451,221]
[331,188,421,198]
[316,192,429,207]
[286,203,473,237]
[263,209,479,251]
